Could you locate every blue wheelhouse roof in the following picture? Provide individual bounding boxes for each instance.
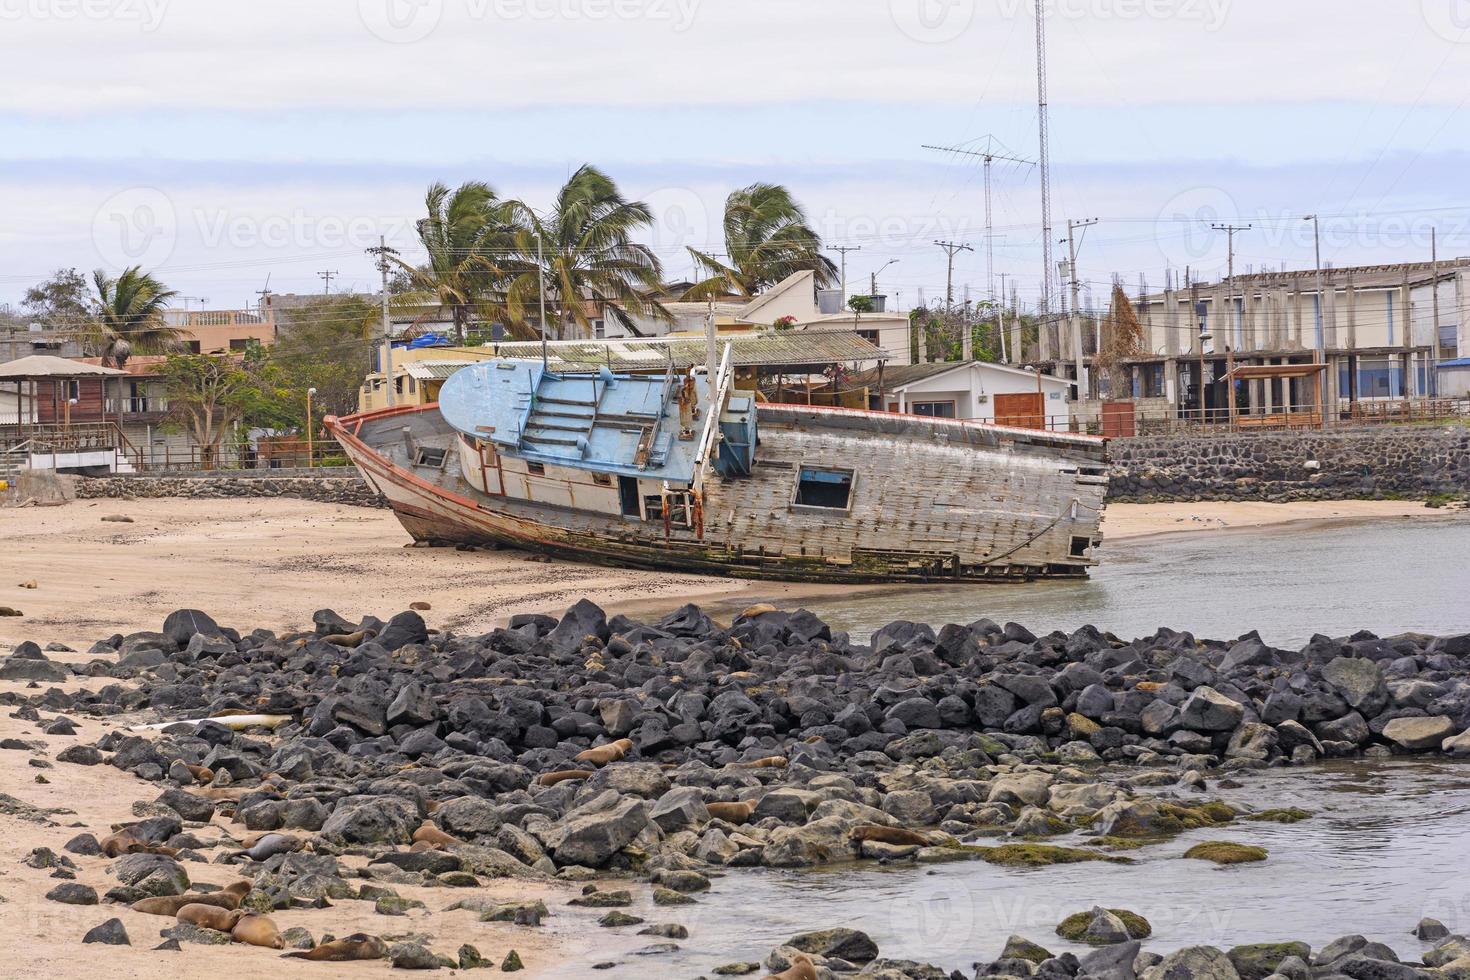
[438,358,711,482]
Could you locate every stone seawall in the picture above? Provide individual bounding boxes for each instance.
[75,470,386,509]
[1107,424,1470,503]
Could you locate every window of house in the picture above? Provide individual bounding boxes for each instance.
[793,466,855,510]
[1440,324,1459,357]
[593,319,606,339]
[186,341,201,353]
[591,472,612,487]
[228,338,257,351]
[910,400,956,418]
[64,380,80,401]
[527,461,546,476]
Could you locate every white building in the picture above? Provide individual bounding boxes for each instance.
[853,360,1075,427]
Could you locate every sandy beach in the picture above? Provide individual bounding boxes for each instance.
[1,496,1450,656]
[0,492,1458,977]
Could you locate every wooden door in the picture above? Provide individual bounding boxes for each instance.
[1101,400,1137,438]
[995,392,1045,430]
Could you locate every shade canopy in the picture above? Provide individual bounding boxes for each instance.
[0,355,126,380]
[1224,363,1328,382]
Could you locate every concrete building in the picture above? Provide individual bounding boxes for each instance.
[163,308,276,353]
[1071,259,1469,424]
[1438,357,1470,398]
[732,271,913,358]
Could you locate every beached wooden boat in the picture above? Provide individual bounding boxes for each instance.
[325,350,1108,583]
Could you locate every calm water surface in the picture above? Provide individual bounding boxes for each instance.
[783,515,1470,646]
[566,761,1470,977]
[550,517,1470,976]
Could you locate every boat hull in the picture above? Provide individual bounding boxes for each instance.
[327,402,1109,584]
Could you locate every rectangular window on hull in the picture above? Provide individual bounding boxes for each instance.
[794,466,855,510]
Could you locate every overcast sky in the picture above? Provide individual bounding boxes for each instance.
[5,0,1470,312]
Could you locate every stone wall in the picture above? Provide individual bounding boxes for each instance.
[1107,424,1470,502]
[74,470,385,508]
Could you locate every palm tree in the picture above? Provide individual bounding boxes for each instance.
[507,165,666,340]
[684,183,837,300]
[396,181,520,343]
[90,266,182,368]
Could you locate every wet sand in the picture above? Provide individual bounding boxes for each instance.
[1100,499,1446,542]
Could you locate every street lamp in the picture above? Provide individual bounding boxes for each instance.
[869,259,899,299]
[306,387,317,468]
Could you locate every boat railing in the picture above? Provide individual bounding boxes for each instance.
[691,343,734,497]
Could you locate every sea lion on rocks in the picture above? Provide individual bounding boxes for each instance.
[849,824,932,848]
[537,769,594,786]
[232,912,285,949]
[762,953,817,980]
[177,904,245,932]
[706,801,755,825]
[411,820,460,848]
[318,629,375,648]
[182,763,214,783]
[730,756,788,770]
[232,833,303,861]
[575,738,632,767]
[283,933,389,961]
[133,882,251,916]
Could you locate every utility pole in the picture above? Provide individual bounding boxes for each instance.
[536,227,549,370]
[998,272,1010,363]
[1432,226,1441,398]
[1035,0,1056,357]
[1065,218,1099,400]
[831,245,861,307]
[1303,214,1326,417]
[318,270,338,295]
[934,241,973,313]
[922,141,1033,303]
[366,238,399,408]
[1211,222,1251,426]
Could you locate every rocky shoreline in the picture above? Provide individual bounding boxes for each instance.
[4,602,1470,978]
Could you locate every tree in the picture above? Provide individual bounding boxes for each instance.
[160,348,279,468]
[22,268,92,326]
[395,181,518,344]
[1095,283,1145,398]
[684,183,836,300]
[90,266,182,368]
[272,295,379,419]
[507,164,666,340]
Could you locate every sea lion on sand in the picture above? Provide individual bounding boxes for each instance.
[283,933,389,961]
[849,824,931,848]
[177,904,245,932]
[574,738,632,766]
[537,769,594,786]
[133,882,250,916]
[232,833,303,861]
[411,821,460,848]
[705,801,755,825]
[730,755,788,770]
[232,912,285,949]
[762,953,817,980]
[100,831,176,858]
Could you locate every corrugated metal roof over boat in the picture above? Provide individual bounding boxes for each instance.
[483,330,888,371]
